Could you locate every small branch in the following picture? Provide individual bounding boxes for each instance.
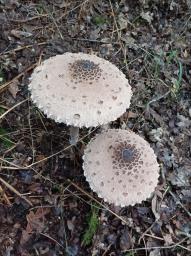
[40,232,65,249]
[0,62,38,93]
[124,237,190,252]
[0,99,28,120]
[169,190,191,218]
[9,14,48,23]
[0,185,11,205]
[0,42,47,56]
[57,0,90,22]
[67,179,130,226]
[0,176,33,206]
[0,126,100,170]
[147,91,170,107]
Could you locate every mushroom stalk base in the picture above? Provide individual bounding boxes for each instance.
[69,126,79,145]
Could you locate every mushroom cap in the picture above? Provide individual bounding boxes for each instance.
[83,129,159,207]
[28,52,132,128]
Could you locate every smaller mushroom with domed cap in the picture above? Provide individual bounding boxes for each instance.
[83,129,159,207]
[28,53,132,145]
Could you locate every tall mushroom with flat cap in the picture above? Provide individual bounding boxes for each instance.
[83,129,159,207]
[28,53,132,144]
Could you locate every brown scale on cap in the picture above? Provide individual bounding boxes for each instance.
[69,60,102,83]
[83,129,159,207]
[111,142,141,170]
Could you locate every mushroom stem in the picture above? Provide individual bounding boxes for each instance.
[69,126,79,145]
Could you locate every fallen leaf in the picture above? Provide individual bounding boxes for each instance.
[176,114,191,128]
[11,29,32,38]
[168,166,191,187]
[149,249,161,256]
[8,79,19,98]
[128,111,138,119]
[26,208,50,233]
[119,228,131,251]
[67,219,75,231]
[20,208,50,246]
[141,11,153,24]
[20,230,31,247]
[53,0,69,8]
[163,233,174,245]
[118,13,128,30]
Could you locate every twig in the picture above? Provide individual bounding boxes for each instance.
[147,91,170,107]
[138,222,156,244]
[67,179,130,226]
[0,176,33,206]
[0,99,28,120]
[102,244,112,256]
[169,190,191,218]
[0,62,38,93]
[109,0,121,41]
[0,42,47,56]
[40,232,65,249]
[0,157,27,170]
[144,233,164,241]
[0,184,11,205]
[124,237,190,252]
[47,10,63,39]
[71,37,120,45]
[66,187,104,210]
[108,0,134,29]
[3,144,17,155]
[9,14,48,23]
[57,0,90,22]
[179,15,191,37]
[0,126,100,170]
[27,126,99,168]
[138,186,170,244]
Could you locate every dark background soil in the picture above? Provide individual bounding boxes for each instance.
[0,0,190,255]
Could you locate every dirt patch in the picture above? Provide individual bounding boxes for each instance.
[0,1,190,255]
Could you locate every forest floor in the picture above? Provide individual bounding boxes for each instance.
[0,1,190,255]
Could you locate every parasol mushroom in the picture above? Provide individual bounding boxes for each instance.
[83,129,159,207]
[28,53,132,144]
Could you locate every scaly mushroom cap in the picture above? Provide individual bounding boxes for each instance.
[28,53,132,127]
[83,129,159,207]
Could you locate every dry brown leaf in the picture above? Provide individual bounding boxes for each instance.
[163,233,174,245]
[8,79,19,98]
[11,29,32,38]
[26,208,50,233]
[128,111,138,119]
[20,230,31,247]
[20,208,50,246]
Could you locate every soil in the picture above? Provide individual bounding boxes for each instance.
[0,1,190,255]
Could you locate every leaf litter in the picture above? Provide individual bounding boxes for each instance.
[0,0,190,255]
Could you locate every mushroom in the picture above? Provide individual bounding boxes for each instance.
[28,53,132,145]
[83,129,159,207]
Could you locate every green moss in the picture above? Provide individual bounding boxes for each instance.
[82,204,99,246]
[93,16,106,26]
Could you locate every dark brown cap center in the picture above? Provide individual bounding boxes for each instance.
[79,60,96,71]
[122,148,134,161]
[69,59,102,82]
